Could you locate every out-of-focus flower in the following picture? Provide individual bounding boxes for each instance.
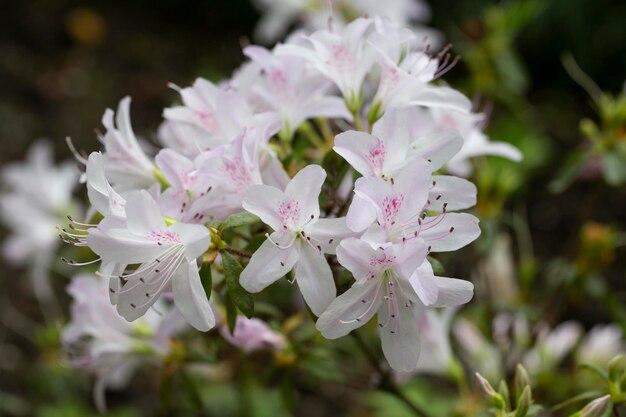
[243,45,351,139]
[62,274,186,411]
[163,78,281,149]
[252,0,431,44]
[577,324,625,367]
[87,191,214,331]
[240,165,353,315]
[522,321,582,375]
[220,316,286,353]
[0,140,79,299]
[408,107,522,177]
[277,18,378,112]
[414,307,457,375]
[453,318,503,381]
[317,237,472,372]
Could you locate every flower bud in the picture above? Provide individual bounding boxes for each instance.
[579,395,611,417]
[514,363,531,399]
[475,373,506,410]
[514,386,532,417]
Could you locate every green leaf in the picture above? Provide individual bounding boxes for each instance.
[219,212,260,232]
[221,251,255,318]
[199,263,212,301]
[224,291,237,335]
[178,368,204,411]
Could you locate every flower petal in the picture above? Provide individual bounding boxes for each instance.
[316,278,383,339]
[242,184,287,231]
[334,131,381,177]
[378,286,421,372]
[172,261,215,331]
[125,191,166,236]
[417,213,481,252]
[304,217,354,254]
[428,175,477,212]
[284,165,326,225]
[240,236,300,293]
[410,129,463,171]
[294,243,336,316]
[346,193,378,232]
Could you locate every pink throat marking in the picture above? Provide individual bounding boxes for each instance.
[224,156,252,190]
[278,199,301,227]
[198,110,219,133]
[148,230,181,245]
[368,138,386,173]
[382,194,404,230]
[369,252,396,268]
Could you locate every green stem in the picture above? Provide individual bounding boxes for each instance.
[349,332,435,417]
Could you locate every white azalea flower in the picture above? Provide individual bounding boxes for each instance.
[62,274,186,411]
[522,321,582,375]
[346,160,480,253]
[277,17,378,111]
[316,237,472,372]
[577,324,625,367]
[220,316,287,353]
[243,44,351,139]
[163,78,281,148]
[408,107,523,177]
[86,190,215,331]
[0,140,79,300]
[100,97,157,191]
[240,165,353,315]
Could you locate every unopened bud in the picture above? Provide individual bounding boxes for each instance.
[475,373,497,398]
[608,355,626,382]
[579,395,611,417]
[514,386,532,417]
[514,364,531,399]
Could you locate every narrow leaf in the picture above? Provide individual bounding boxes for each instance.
[199,263,212,300]
[219,212,260,232]
[222,251,255,318]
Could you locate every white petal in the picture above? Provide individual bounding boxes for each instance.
[429,175,477,212]
[371,108,411,172]
[284,165,326,225]
[405,85,472,113]
[87,228,164,265]
[172,261,215,331]
[334,131,380,177]
[242,184,287,231]
[378,287,421,372]
[346,194,377,232]
[304,217,354,254]
[418,213,481,252]
[240,236,300,293]
[124,191,165,235]
[155,149,193,191]
[294,243,336,316]
[409,264,439,306]
[335,237,376,279]
[316,278,383,339]
[431,277,474,307]
[169,222,212,261]
[410,129,464,170]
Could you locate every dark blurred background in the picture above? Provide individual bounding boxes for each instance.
[1,1,626,415]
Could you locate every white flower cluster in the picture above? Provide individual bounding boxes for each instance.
[3,8,525,398]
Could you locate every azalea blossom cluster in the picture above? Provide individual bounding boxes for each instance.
[3,11,526,406]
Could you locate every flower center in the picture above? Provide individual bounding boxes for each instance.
[382,194,404,231]
[368,138,386,175]
[278,199,301,228]
[148,230,181,245]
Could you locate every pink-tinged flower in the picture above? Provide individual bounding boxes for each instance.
[86,190,215,331]
[522,321,582,375]
[316,238,472,372]
[0,140,79,300]
[100,97,157,191]
[276,17,378,111]
[409,107,523,176]
[62,274,187,411]
[154,149,215,223]
[346,160,480,254]
[453,318,503,381]
[243,45,351,139]
[577,324,625,367]
[334,107,464,180]
[163,78,281,149]
[85,152,126,219]
[220,316,286,353]
[240,165,353,315]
